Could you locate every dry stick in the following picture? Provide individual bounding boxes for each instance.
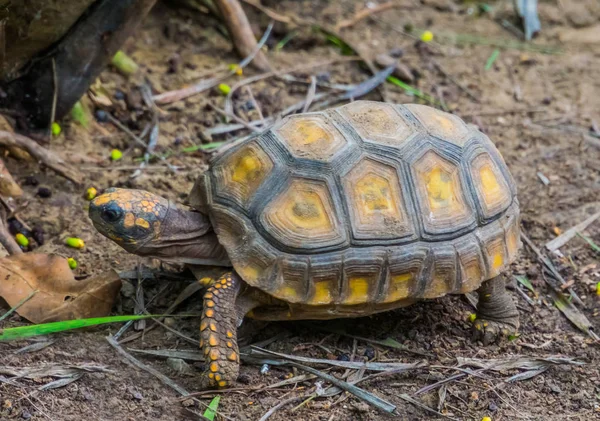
[214,0,271,71]
[107,335,190,396]
[244,86,264,122]
[224,56,361,115]
[545,211,600,252]
[302,76,317,113]
[208,103,262,133]
[334,1,401,31]
[258,396,306,421]
[396,393,459,421]
[0,131,81,184]
[520,232,584,307]
[0,216,21,255]
[152,22,273,105]
[105,113,147,149]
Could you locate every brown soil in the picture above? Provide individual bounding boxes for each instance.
[1,1,600,420]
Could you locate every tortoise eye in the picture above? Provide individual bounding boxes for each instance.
[101,207,122,223]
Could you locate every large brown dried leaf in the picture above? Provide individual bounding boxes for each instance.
[0,253,121,323]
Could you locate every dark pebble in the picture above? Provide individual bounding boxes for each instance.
[114,90,125,100]
[488,401,498,412]
[316,71,331,83]
[337,353,350,362]
[32,225,45,245]
[238,374,251,384]
[21,410,32,420]
[95,109,108,122]
[389,47,404,58]
[364,347,375,360]
[173,137,183,146]
[37,187,52,198]
[23,175,39,186]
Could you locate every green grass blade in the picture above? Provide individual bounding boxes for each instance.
[386,76,439,105]
[203,395,221,421]
[577,232,600,254]
[0,314,157,342]
[485,49,500,70]
[514,275,536,294]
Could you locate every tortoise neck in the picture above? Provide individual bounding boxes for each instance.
[138,204,230,266]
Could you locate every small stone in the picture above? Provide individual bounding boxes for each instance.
[238,374,251,384]
[31,225,44,245]
[36,187,52,198]
[337,353,350,362]
[181,399,194,407]
[121,280,136,298]
[114,90,125,100]
[167,358,191,374]
[488,401,498,412]
[128,387,143,401]
[163,317,177,328]
[95,109,108,122]
[21,409,32,420]
[363,347,375,360]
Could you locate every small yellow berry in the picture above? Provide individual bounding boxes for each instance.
[15,233,29,248]
[65,237,85,249]
[67,258,78,270]
[468,313,477,323]
[51,122,62,136]
[218,83,231,95]
[596,282,600,296]
[228,64,243,76]
[482,417,492,421]
[110,149,123,161]
[85,187,97,201]
[420,30,434,43]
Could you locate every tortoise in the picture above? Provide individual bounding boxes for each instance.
[89,101,521,389]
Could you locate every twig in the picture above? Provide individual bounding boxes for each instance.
[0,290,37,323]
[153,22,274,104]
[208,103,262,133]
[396,393,459,420]
[214,0,271,71]
[0,214,22,255]
[0,131,81,184]
[335,1,400,31]
[302,76,317,113]
[520,232,584,306]
[105,113,147,148]
[258,396,306,421]
[106,335,190,396]
[244,86,264,122]
[545,211,600,252]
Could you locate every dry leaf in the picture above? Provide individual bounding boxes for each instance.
[0,158,22,197]
[0,253,121,323]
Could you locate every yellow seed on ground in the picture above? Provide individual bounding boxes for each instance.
[228,64,243,76]
[421,30,434,42]
[85,187,97,201]
[468,313,477,323]
[15,233,29,248]
[67,258,78,270]
[110,149,123,161]
[481,417,492,421]
[218,83,231,95]
[65,237,85,249]
[51,122,61,136]
[596,282,600,296]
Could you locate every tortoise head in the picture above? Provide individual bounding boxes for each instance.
[89,188,169,254]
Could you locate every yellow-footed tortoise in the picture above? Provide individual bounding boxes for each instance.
[89,101,521,389]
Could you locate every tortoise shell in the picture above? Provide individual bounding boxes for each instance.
[191,101,520,309]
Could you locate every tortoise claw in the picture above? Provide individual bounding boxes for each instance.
[471,318,518,345]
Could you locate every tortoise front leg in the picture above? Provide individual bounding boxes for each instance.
[472,275,520,345]
[199,272,243,388]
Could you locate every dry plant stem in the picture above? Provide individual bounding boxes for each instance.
[0,216,22,255]
[0,131,81,184]
[214,0,271,71]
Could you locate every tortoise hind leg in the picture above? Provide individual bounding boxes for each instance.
[199,272,245,388]
[472,275,520,345]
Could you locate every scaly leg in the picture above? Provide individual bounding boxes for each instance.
[473,275,520,345]
[199,272,243,388]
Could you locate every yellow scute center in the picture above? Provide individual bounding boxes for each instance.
[492,252,504,269]
[384,273,413,302]
[426,167,454,209]
[356,173,393,212]
[284,189,331,231]
[232,154,262,183]
[295,121,332,146]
